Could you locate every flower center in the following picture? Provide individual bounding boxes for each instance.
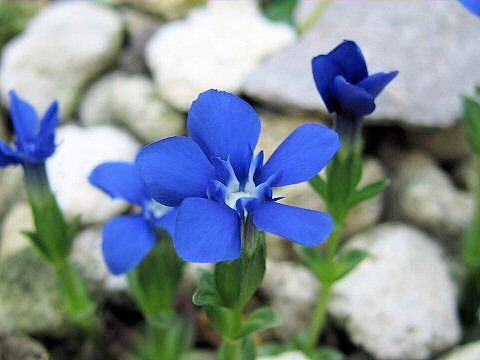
[225,191,254,210]
[143,199,170,221]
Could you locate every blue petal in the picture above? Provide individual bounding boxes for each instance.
[357,71,398,99]
[327,40,368,84]
[0,140,20,167]
[137,136,216,207]
[154,207,178,239]
[331,76,375,118]
[257,124,340,187]
[89,162,149,205]
[187,90,261,184]
[175,198,241,263]
[459,0,480,17]
[34,100,59,159]
[102,215,156,275]
[311,55,343,113]
[253,201,333,246]
[8,91,39,145]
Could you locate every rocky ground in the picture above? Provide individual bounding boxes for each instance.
[0,1,479,359]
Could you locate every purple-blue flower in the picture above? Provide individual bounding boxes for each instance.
[89,162,177,275]
[312,40,398,119]
[136,90,340,263]
[459,0,480,17]
[0,90,59,167]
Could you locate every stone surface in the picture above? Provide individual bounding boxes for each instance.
[396,152,474,241]
[244,1,480,128]
[0,332,49,360]
[329,223,461,359]
[439,341,480,360]
[145,1,295,110]
[0,166,24,218]
[454,157,476,193]
[262,260,318,340]
[258,352,309,360]
[80,72,185,143]
[0,202,32,259]
[0,248,67,334]
[0,2,123,118]
[46,125,140,224]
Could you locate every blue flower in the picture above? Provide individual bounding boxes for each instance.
[137,90,340,263]
[89,161,177,275]
[312,40,398,119]
[0,90,59,167]
[459,0,480,17]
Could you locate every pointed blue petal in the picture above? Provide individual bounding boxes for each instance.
[253,201,333,246]
[0,140,20,167]
[459,0,480,17]
[357,71,398,99]
[137,136,216,207]
[89,162,149,205]
[34,100,59,159]
[328,40,368,84]
[8,90,39,144]
[331,76,375,118]
[311,54,342,113]
[102,215,156,275]
[188,90,261,184]
[175,198,241,263]
[257,124,340,187]
[154,207,178,239]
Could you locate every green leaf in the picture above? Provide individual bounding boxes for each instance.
[192,268,222,307]
[334,249,369,281]
[233,307,281,339]
[295,246,334,284]
[463,95,480,155]
[261,0,298,24]
[204,305,236,339]
[21,230,51,260]
[309,175,328,201]
[348,179,389,209]
[310,348,345,360]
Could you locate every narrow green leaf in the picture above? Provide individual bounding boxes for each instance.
[295,245,335,284]
[192,268,222,307]
[334,249,370,281]
[309,175,328,200]
[463,95,480,154]
[348,179,389,209]
[234,307,281,339]
[204,305,235,339]
[21,230,51,260]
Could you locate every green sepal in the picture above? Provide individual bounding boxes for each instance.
[333,249,369,281]
[192,268,222,307]
[463,95,480,155]
[348,179,389,209]
[127,236,184,319]
[309,175,328,201]
[214,231,266,310]
[233,306,281,340]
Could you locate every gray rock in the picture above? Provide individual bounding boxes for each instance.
[454,157,476,193]
[80,72,185,143]
[396,152,474,241]
[244,1,480,128]
[262,260,318,340]
[145,2,295,110]
[0,248,68,334]
[0,2,124,119]
[329,223,461,359]
[439,341,480,360]
[0,202,32,259]
[46,125,140,224]
[0,166,24,218]
[0,332,49,360]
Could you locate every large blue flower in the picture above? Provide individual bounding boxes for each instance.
[137,90,340,263]
[459,0,480,17]
[0,90,59,167]
[312,40,398,119]
[89,162,177,275]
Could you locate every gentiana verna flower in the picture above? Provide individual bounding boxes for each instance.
[137,90,340,263]
[459,0,480,17]
[312,40,398,120]
[89,161,177,275]
[0,90,59,167]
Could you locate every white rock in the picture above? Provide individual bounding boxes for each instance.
[439,341,480,360]
[257,352,309,360]
[145,1,295,110]
[329,223,461,359]
[0,166,24,218]
[0,202,32,259]
[46,125,140,224]
[0,2,123,118]
[262,260,318,340]
[80,72,185,143]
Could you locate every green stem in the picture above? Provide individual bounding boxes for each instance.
[220,339,242,360]
[463,156,480,272]
[306,222,344,350]
[297,1,332,35]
